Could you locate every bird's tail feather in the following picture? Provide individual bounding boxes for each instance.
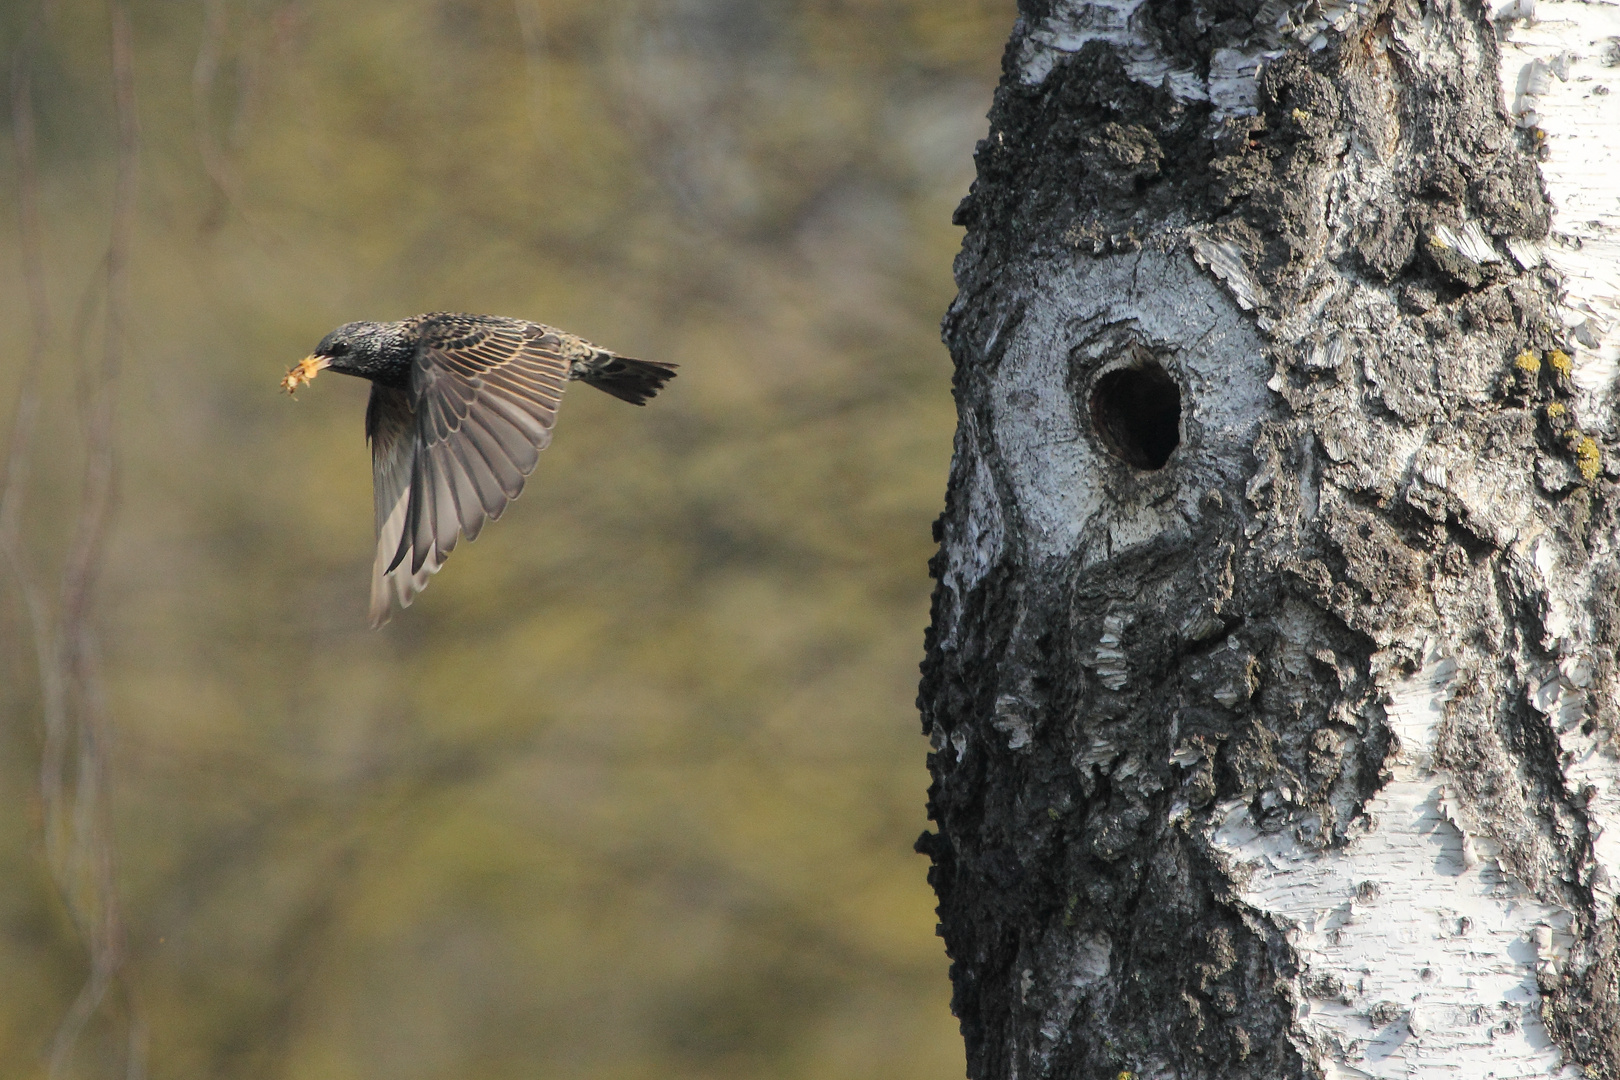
[578,355,678,405]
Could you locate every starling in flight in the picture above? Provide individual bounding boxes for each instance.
[283,313,677,626]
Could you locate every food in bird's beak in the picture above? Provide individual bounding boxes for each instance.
[281,354,329,394]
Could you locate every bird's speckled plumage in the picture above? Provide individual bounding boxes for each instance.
[286,313,677,626]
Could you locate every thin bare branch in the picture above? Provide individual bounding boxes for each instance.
[1,0,76,964]
[45,3,143,1076]
[0,1,55,611]
[58,1,138,665]
[192,0,234,230]
[123,1016,147,1080]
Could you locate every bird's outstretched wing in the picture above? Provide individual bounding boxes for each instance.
[366,316,571,626]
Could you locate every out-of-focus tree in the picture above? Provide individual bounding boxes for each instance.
[0,1,1010,1077]
[3,2,144,1076]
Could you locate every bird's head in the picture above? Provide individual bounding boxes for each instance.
[282,320,414,394]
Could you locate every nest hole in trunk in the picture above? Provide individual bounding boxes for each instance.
[1089,361,1181,470]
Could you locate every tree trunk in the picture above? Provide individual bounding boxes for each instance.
[917,0,1620,1077]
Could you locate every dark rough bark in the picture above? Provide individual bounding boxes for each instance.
[919,0,1620,1077]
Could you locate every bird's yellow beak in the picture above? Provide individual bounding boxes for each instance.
[281,354,330,395]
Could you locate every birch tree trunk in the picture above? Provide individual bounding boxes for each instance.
[917,0,1620,1076]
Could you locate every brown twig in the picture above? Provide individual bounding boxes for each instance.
[192,0,234,231]
[0,0,56,689]
[0,17,94,1062]
[35,3,143,1077]
[2,0,90,1072]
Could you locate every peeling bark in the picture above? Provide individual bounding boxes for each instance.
[918,0,1620,1076]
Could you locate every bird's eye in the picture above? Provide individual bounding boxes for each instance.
[327,343,349,357]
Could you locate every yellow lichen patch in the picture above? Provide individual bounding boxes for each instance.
[1548,348,1573,376]
[280,354,328,395]
[1547,402,1567,420]
[1514,349,1541,374]
[1290,107,1310,124]
[1574,436,1601,480]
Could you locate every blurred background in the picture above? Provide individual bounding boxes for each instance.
[0,1,1009,1077]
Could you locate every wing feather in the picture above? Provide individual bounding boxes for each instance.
[409,449,439,573]
[473,400,544,471]
[366,385,446,627]
[367,315,574,623]
[429,445,465,555]
[462,413,526,501]
[446,437,504,527]
[440,445,486,537]
[370,483,411,626]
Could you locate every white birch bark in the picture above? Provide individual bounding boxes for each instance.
[918,0,1620,1077]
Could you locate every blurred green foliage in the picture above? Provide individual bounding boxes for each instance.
[0,0,1008,1076]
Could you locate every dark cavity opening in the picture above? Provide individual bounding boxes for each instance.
[1089,362,1181,470]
